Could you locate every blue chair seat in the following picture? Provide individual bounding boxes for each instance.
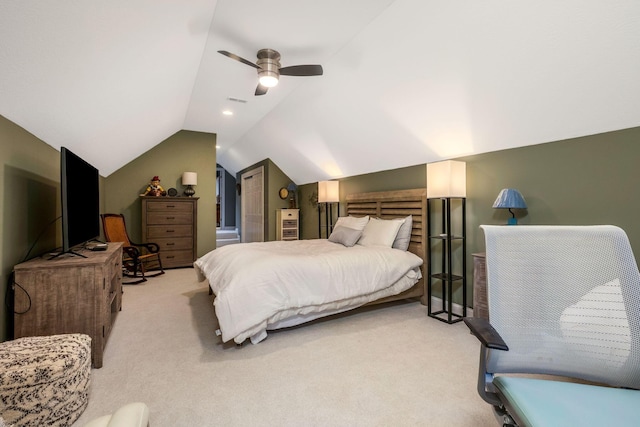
[494,376,640,426]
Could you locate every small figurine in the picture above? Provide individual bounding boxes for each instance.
[142,176,166,197]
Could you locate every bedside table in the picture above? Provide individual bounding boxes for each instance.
[472,253,488,320]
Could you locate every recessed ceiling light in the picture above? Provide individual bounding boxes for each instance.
[222,110,233,116]
[216,145,220,149]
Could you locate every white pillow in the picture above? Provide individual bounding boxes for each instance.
[328,225,362,247]
[358,217,405,248]
[334,215,369,231]
[392,215,413,251]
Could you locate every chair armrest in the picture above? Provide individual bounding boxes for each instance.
[463,317,509,351]
[129,242,160,254]
[108,402,149,427]
[123,246,141,259]
[85,402,149,427]
[140,242,160,253]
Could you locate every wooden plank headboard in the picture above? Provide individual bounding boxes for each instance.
[345,188,428,305]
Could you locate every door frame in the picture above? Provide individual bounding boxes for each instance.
[240,166,264,243]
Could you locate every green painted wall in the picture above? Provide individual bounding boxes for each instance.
[461,128,640,255]
[0,119,216,342]
[0,115,108,342]
[300,127,640,308]
[104,130,217,257]
[298,164,426,240]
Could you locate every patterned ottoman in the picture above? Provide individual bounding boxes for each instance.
[0,334,91,426]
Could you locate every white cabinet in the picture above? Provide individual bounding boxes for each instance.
[276,209,299,241]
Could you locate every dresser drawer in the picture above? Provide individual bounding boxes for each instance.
[145,201,194,213]
[160,251,195,268]
[282,229,297,239]
[283,219,298,228]
[153,237,193,252]
[146,225,193,239]
[147,211,193,225]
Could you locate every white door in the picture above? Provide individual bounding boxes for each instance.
[240,166,264,243]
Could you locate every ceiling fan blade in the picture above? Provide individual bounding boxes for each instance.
[255,84,268,96]
[218,50,259,69]
[279,64,323,76]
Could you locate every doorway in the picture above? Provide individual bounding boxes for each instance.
[240,166,264,243]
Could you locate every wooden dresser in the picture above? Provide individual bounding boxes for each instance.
[13,242,123,368]
[141,196,198,268]
[472,252,488,320]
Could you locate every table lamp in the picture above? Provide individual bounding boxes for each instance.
[493,188,527,225]
[182,172,197,197]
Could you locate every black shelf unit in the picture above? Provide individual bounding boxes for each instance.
[427,197,467,324]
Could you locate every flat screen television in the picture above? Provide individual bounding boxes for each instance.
[60,147,100,255]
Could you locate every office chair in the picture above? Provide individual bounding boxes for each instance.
[465,225,640,426]
[101,214,164,284]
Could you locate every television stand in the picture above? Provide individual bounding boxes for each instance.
[13,242,123,368]
[48,249,88,260]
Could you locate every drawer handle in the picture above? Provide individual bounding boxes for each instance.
[166,205,176,208]
[167,255,175,259]
[167,243,175,246]
[166,230,175,233]
[166,216,175,220]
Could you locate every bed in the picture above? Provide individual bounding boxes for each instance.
[194,188,428,344]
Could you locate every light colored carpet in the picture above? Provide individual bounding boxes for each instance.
[73,268,495,426]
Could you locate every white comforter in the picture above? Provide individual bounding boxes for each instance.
[194,239,423,344]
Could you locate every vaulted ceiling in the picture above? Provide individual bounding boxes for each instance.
[2,1,639,184]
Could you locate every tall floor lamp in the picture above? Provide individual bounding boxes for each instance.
[426,160,467,323]
[318,180,339,238]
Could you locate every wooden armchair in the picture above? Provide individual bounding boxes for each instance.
[100,214,164,284]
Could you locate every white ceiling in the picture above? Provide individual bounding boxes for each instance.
[2,1,640,184]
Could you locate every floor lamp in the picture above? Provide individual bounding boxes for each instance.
[426,160,467,323]
[318,180,339,238]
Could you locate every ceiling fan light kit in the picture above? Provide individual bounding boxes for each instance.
[257,49,280,87]
[218,48,323,96]
[259,73,279,88]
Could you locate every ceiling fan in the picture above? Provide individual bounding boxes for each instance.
[218,48,323,96]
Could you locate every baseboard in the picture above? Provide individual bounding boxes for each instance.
[430,296,473,318]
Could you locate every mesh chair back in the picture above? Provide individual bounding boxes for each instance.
[482,225,640,389]
[101,215,132,247]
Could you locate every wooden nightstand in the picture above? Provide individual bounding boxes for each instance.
[472,252,488,320]
[276,209,299,241]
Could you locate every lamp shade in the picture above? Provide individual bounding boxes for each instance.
[182,172,197,186]
[493,188,527,209]
[426,160,466,198]
[318,181,339,203]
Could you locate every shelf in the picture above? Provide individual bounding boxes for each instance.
[429,235,464,240]
[429,310,464,324]
[430,273,464,282]
[426,197,467,324]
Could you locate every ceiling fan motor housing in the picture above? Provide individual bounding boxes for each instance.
[257,49,281,86]
[217,48,322,95]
